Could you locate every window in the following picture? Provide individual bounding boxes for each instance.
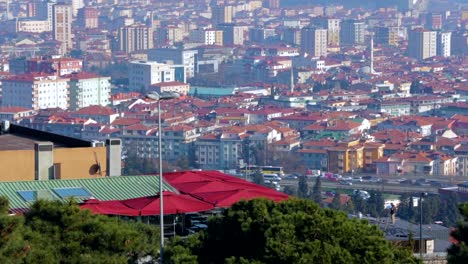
[17,190,36,202]
[53,187,93,199]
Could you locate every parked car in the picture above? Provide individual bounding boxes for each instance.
[351,177,363,182]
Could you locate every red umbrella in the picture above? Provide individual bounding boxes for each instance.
[121,191,214,216]
[80,199,140,216]
[192,189,289,208]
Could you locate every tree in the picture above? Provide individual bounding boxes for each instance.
[366,191,385,218]
[330,191,342,211]
[0,198,160,263]
[351,193,367,215]
[175,156,190,170]
[282,185,297,196]
[170,198,419,264]
[312,176,322,205]
[253,168,264,186]
[297,176,309,199]
[447,203,468,264]
[438,193,461,227]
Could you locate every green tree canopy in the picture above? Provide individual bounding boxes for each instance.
[311,176,322,205]
[297,176,309,199]
[448,202,468,264]
[0,199,160,263]
[166,198,419,264]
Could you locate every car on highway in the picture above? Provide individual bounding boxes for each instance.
[362,175,381,183]
[339,180,353,186]
[284,174,298,180]
[351,177,363,182]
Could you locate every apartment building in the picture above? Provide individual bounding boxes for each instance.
[408,29,437,60]
[2,73,69,110]
[128,60,175,92]
[118,24,154,54]
[52,4,73,55]
[64,72,111,110]
[300,26,327,57]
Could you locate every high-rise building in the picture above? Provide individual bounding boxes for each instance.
[189,28,223,45]
[155,26,184,46]
[52,4,73,55]
[77,7,98,29]
[211,5,233,26]
[408,29,437,60]
[311,18,340,46]
[249,27,276,44]
[218,23,246,45]
[118,24,154,54]
[300,26,327,57]
[451,31,467,56]
[36,0,55,31]
[264,0,279,9]
[61,0,84,16]
[437,32,451,57]
[340,20,365,45]
[426,13,443,30]
[283,27,301,46]
[375,26,401,46]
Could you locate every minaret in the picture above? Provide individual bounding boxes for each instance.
[6,0,10,20]
[370,33,374,74]
[290,66,294,93]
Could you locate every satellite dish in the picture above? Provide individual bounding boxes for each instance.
[89,151,102,176]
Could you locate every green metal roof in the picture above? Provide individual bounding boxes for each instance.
[0,176,175,209]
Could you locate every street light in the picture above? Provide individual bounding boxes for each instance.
[146,91,180,263]
[419,192,428,259]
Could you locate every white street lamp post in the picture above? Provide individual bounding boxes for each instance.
[146,91,179,264]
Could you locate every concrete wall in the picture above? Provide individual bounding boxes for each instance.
[55,147,108,179]
[0,150,35,181]
[0,146,108,181]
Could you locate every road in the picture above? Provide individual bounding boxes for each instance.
[280,179,441,194]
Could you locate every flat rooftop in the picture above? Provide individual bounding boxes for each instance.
[0,134,67,151]
[0,124,92,151]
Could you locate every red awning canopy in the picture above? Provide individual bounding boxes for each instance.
[81,199,140,216]
[121,191,214,216]
[192,189,289,208]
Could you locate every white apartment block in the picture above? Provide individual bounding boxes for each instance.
[189,29,223,45]
[128,61,175,92]
[7,19,51,33]
[437,32,452,57]
[301,27,327,57]
[65,72,111,110]
[2,74,69,110]
[408,29,437,60]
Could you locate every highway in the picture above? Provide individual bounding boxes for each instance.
[280,179,442,194]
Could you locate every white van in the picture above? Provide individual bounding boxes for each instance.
[263,174,281,182]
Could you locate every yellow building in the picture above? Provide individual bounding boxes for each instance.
[462,10,468,21]
[327,140,364,174]
[363,143,385,172]
[327,140,385,174]
[0,121,121,182]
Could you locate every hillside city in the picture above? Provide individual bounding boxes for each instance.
[0,0,466,178]
[0,0,466,263]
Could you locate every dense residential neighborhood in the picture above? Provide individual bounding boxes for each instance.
[0,0,466,262]
[0,0,465,178]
